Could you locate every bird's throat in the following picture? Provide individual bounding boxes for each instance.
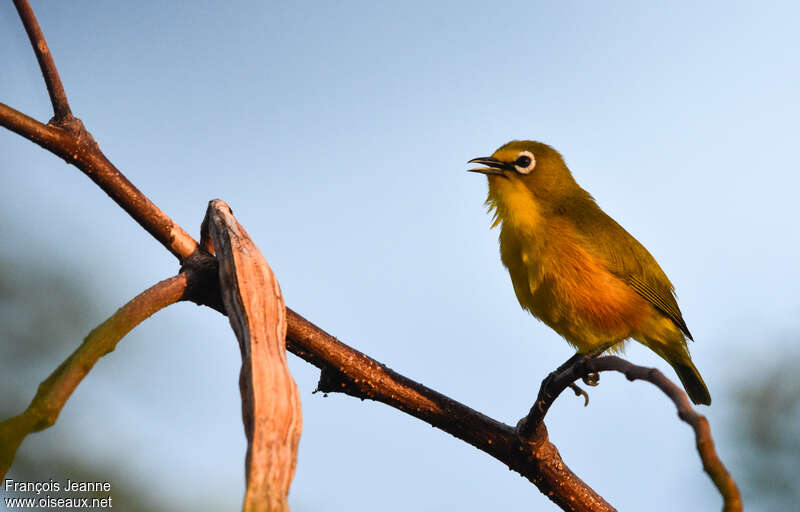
[486,175,543,234]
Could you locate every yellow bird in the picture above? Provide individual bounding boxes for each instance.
[468,140,710,405]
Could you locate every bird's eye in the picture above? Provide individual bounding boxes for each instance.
[513,151,536,174]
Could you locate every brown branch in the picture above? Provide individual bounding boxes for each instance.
[12,0,72,123]
[0,102,66,151]
[1,3,741,511]
[519,355,742,512]
[178,248,614,512]
[519,352,595,435]
[203,200,302,511]
[1,1,197,262]
[0,274,187,478]
[0,101,198,261]
[286,310,615,512]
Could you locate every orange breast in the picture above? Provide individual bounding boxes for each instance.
[525,218,652,350]
[488,175,654,351]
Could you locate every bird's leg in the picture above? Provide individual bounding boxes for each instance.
[578,342,620,386]
[531,344,618,421]
[534,351,585,412]
[518,343,624,437]
[543,346,607,396]
[518,359,584,437]
[555,350,587,373]
[528,351,586,426]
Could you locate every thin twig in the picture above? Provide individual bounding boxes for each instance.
[12,0,72,123]
[519,355,742,512]
[588,357,742,512]
[0,274,187,478]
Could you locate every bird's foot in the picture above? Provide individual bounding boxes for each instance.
[571,343,618,387]
[518,348,618,437]
[568,382,590,406]
[583,372,600,387]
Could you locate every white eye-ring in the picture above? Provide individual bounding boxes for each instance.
[513,150,536,174]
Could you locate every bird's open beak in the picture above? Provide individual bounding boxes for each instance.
[467,156,510,176]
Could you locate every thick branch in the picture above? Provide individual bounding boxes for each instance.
[0,274,187,478]
[12,0,72,122]
[285,310,614,512]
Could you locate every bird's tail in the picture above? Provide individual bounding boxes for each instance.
[669,359,711,406]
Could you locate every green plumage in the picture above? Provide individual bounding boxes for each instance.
[469,140,711,405]
[562,196,694,340]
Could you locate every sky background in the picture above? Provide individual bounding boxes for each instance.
[1,1,799,510]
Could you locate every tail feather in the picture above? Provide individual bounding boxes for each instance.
[671,361,711,405]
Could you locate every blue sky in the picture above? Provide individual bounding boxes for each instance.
[2,1,799,510]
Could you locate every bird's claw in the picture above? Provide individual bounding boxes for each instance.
[568,383,590,406]
[582,372,600,387]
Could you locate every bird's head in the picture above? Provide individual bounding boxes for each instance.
[468,140,580,204]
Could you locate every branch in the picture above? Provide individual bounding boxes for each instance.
[2,1,198,260]
[2,3,741,511]
[0,274,187,478]
[519,355,742,512]
[519,352,595,435]
[0,102,66,151]
[178,250,614,512]
[285,311,614,512]
[0,101,198,260]
[204,200,302,511]
[12,0,72,122]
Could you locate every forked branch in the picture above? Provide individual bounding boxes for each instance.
[1,0,197,261]
[517,355,742,512]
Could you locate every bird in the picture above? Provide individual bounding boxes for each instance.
[468,140,711,405]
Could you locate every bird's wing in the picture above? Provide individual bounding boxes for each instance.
[564,196,693,340]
